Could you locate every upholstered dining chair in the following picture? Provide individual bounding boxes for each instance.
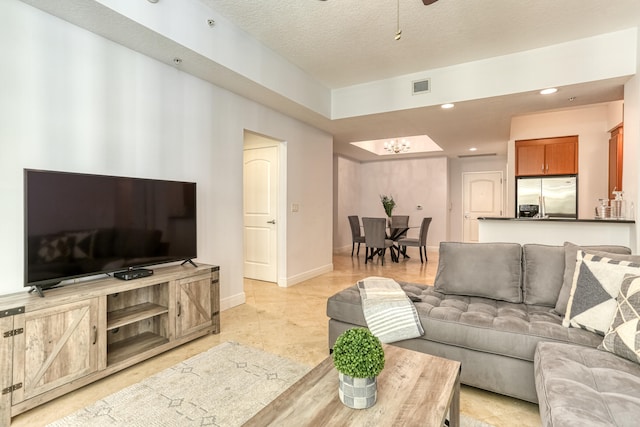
[348,215,366,257]
[362,217,396,265]
[390,215,409,240]
[397,217,432,263]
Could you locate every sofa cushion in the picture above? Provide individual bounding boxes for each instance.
[434,242,523,303]
[555,242,632,315]
[523,244,565,307]
[327,282,601,362]
[564,251,640,335]
[600,274,640,364]
[535,341,640,427]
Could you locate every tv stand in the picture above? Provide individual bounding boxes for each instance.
[181,258,198,268]
[0,263,219,426]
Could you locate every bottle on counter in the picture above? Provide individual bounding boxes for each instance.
[611,190,626,220]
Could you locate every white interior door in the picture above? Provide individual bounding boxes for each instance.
[463,171,503,242]
[243,146,278,282]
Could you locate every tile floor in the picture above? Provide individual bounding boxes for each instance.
[12,247,541,426]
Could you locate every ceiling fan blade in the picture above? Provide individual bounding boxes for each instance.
[422,0,439,5]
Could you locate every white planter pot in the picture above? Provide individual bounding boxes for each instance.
[338,372,377,409]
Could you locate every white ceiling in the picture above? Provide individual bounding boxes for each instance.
[20,0,640,161]
[201,0,639,160]
[203,0,640,89]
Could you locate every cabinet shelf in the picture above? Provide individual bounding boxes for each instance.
[107,332,170,366]
[107,302,168,331]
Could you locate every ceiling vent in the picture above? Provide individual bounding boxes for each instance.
[412,78,431,95]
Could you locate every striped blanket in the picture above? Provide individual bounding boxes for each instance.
[357,277,425,344]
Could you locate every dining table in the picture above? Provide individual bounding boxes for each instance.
[361,222,418,263]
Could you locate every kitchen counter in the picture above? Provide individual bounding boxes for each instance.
[479,217,635,223]
[478,217,636,251]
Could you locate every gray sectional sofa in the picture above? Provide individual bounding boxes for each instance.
[326,241,640,426]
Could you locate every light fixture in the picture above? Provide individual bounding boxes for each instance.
[469,147,477,152]
[441,103,455,109]
[540,88,558,95]
[384,139,411,154]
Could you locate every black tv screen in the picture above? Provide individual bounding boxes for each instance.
[24,169,197,289]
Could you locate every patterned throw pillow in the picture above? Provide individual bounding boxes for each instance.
[563,251,640,335]
[600,275,640,364]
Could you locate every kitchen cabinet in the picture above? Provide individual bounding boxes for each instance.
[0,263,219,425]
[515,136,578,176]
[608,123,623,198]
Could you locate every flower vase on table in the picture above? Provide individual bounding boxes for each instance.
[380,195,396,224]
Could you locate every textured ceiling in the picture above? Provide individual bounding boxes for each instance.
[201,0,639,160]
[203,0,640,89]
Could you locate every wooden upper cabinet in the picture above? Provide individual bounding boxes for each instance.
[608,123,623,199]
[515,136,578,176]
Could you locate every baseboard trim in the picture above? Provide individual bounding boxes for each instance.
[221,292,246,311]
[279,263,334,287]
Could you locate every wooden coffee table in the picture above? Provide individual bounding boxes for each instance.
[244,344,461,426]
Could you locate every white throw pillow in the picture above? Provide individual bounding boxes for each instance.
[564,251,640,335]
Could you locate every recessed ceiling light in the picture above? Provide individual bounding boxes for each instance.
[441,103,454,109]
[540,88,558,95]
[469,147,477,151]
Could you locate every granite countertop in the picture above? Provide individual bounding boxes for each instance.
[479,217,635,224]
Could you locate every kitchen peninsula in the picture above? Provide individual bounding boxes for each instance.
[478,217,636,252]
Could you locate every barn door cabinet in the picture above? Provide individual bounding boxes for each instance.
[0,264,219,426]
[515,135,579,176]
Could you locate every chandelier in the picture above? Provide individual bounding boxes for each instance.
[384,139,411,154]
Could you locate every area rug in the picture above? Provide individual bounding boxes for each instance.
[48,341,494,426]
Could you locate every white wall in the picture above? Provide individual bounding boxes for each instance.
[0,1,333,302]
[334,156,362,250]
[509,102,622,219]
[623,29,640,249]
[334,156,448,251]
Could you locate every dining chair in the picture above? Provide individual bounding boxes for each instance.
[362,217,396,265]
[390,215,409,240]
[397,217,432,263]
[348,215,366,257]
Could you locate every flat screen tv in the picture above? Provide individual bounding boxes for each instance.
[24,169,197,293]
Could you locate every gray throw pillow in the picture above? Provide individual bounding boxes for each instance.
[434,242,523,303]
[522,244,565,307]
[564,251,640,335]
[554,242,632,315]
[600,274,640,363]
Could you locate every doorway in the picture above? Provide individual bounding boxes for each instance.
[462,171,504,242]
[243,132,283,283]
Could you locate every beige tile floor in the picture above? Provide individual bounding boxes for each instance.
[12,247,541,426]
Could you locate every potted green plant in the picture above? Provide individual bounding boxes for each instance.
[332,328,385,409]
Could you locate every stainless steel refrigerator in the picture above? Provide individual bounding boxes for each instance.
[516,176,577,218]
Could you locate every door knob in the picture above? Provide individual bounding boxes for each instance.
[267,219,276,224]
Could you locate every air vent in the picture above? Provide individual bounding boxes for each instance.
[412,78,431,95]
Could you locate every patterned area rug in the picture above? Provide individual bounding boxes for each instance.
[48,342,494,426]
